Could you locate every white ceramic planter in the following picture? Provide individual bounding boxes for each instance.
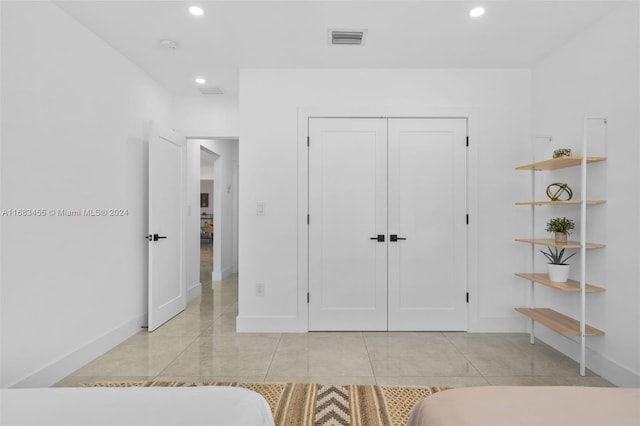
[547,263,570,283]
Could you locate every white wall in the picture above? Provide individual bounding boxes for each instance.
[531,2,640,387]
[173,96,239,138]
[237,69,531,332]
[0,1,173,387]
[200,151,215,181]
[186,139,239,288]
[201,166,215,180]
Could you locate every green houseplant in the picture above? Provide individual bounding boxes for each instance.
[545,217,575,243]
[540,246,576,283]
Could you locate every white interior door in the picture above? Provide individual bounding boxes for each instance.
[387,118,467,330]
[148,123,186,332]
[308,118,388,331]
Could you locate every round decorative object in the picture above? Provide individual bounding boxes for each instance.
[546,182,573,201]
[553,148,572,158]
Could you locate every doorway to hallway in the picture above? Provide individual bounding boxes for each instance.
[189,138,239,290]
[200,148,216,280]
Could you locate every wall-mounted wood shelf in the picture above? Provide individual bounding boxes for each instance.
[515,308,604,336]
[515,200,606,206]
[515,156,606,171]
[515,238,605,249]
[514,273,605,292]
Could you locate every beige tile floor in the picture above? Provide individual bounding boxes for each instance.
[56,247,614,388]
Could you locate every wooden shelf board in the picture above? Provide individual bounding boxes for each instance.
[515,238,605,249]
[514,273,605,292]
[515,308,604,336]
[515,200,606,206]
[516,156,606,171]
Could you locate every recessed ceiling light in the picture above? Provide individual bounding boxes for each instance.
[195,77,206,84]
[469,7,485,18]
[189,6,204,16]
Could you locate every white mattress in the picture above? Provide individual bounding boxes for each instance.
[1,386,275,426]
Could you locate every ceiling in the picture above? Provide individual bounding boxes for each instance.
[55,0,621,98]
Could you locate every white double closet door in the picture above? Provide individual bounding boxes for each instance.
[308,118,467,331]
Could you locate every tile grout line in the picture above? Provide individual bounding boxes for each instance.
[361,333,380,385]
[441,332,489,385]
[152,333,201,382]
[263,333,284,383]
[150,277,216,383]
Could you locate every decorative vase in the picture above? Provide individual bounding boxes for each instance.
[547,263,570,283]
[555,232,568,244]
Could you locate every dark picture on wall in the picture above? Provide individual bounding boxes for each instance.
[200,193,209,208]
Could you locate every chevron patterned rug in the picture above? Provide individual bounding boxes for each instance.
[87,381,447,426]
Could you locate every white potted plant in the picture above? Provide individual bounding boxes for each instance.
[540,246,576,283]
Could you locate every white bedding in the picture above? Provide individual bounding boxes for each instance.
[1,386,275,426]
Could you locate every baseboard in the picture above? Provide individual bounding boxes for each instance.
[468,316,529,333]
[536,328,640,387]
[236,315,530,334]
[221,266,234,280]
[236,315,306,333]
[187,282,202,302]
[212,266,234,282]
[8,315,145,388]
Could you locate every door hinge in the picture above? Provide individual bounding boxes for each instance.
[466,136,469,147]
[307,292,310,303]
[307,214,310,225]
[466,214,469,225]
[466,292,469,303]
[307,136,310,147]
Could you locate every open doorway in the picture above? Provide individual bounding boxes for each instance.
[186,138,239,303]
[199,149,217,282]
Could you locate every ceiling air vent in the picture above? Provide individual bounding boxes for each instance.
[329,29,367,46]
[198,87,224,95]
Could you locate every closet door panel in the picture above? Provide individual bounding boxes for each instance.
[308,118,388,331]
[387,118,467,331]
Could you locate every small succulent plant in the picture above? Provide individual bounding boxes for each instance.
[545,217,575,235]
[540,246,576,265]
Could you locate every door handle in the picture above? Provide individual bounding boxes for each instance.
[146,234,168,242]
[369,234,385,242]
[390,234,406,242]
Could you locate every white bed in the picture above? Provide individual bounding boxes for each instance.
[1,386,275,426]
